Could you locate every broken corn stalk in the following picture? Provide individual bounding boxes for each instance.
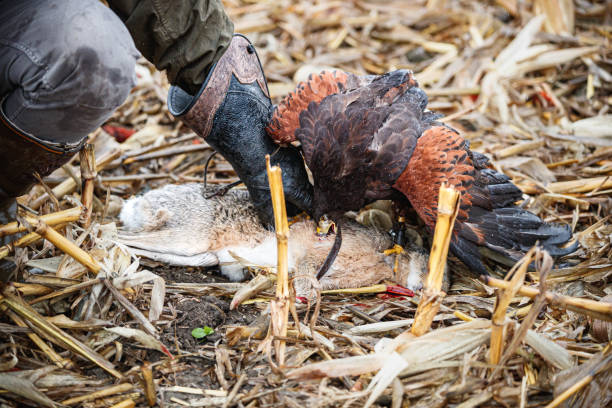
[0,206,82,237]
[79,144,97,228]
[411,184,460,336]
[31,148,120,210]
[142,362,156,407]
[34,219,102,275]
[0,224,69,260]
[489,247,534,365]
[481,275,612,322]
[266,154,290,366]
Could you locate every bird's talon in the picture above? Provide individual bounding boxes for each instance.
[383,244,404,256]
[383,244,404,275]
[316,215,336,236]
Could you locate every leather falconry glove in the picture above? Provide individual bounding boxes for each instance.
[167,34,313,228]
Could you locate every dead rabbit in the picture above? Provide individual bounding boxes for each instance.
[118,183,448,297]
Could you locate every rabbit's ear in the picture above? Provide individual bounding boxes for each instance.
[119,196,151,231]
[149,208,173,228]
[124,207,173,232]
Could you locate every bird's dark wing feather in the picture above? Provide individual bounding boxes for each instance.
[393,125,577,275]
[294,71,429,217]
[266,70,373,144]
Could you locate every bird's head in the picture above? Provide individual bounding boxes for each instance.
[316,214,336,236]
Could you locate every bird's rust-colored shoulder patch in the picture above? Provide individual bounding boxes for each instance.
[393,125,476,232]
[266,71,351,144]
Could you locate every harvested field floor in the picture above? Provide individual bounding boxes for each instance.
[0,0,610,407]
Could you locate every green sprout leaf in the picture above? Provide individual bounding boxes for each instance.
[191,326,214,339]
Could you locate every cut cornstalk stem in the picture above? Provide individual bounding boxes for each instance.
[0,207,82,237]
[34,220,102,275]
[480,274,612,322]
[31,148,121,210]
[489,247,534,366]
[80,144,97,228]
[411,184,460,336]
[142,362,156,407]
[490,251,552,381]
[0,224,69,260]
[266,154,290,367]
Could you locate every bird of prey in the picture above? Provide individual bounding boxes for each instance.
[266,70,577,278]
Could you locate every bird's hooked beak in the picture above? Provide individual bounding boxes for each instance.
[316,215,336,236]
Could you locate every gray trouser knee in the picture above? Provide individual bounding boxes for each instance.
[0,0,139,146]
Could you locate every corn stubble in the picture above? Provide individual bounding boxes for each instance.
[1,0,611,406]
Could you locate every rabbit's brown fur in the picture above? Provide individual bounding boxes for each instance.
[119,184,444,296]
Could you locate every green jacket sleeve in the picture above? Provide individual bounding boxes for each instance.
[108,0,234,94]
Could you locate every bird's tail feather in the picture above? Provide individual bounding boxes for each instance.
[455,207,578,274]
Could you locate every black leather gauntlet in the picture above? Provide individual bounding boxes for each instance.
[168,34,313,228]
